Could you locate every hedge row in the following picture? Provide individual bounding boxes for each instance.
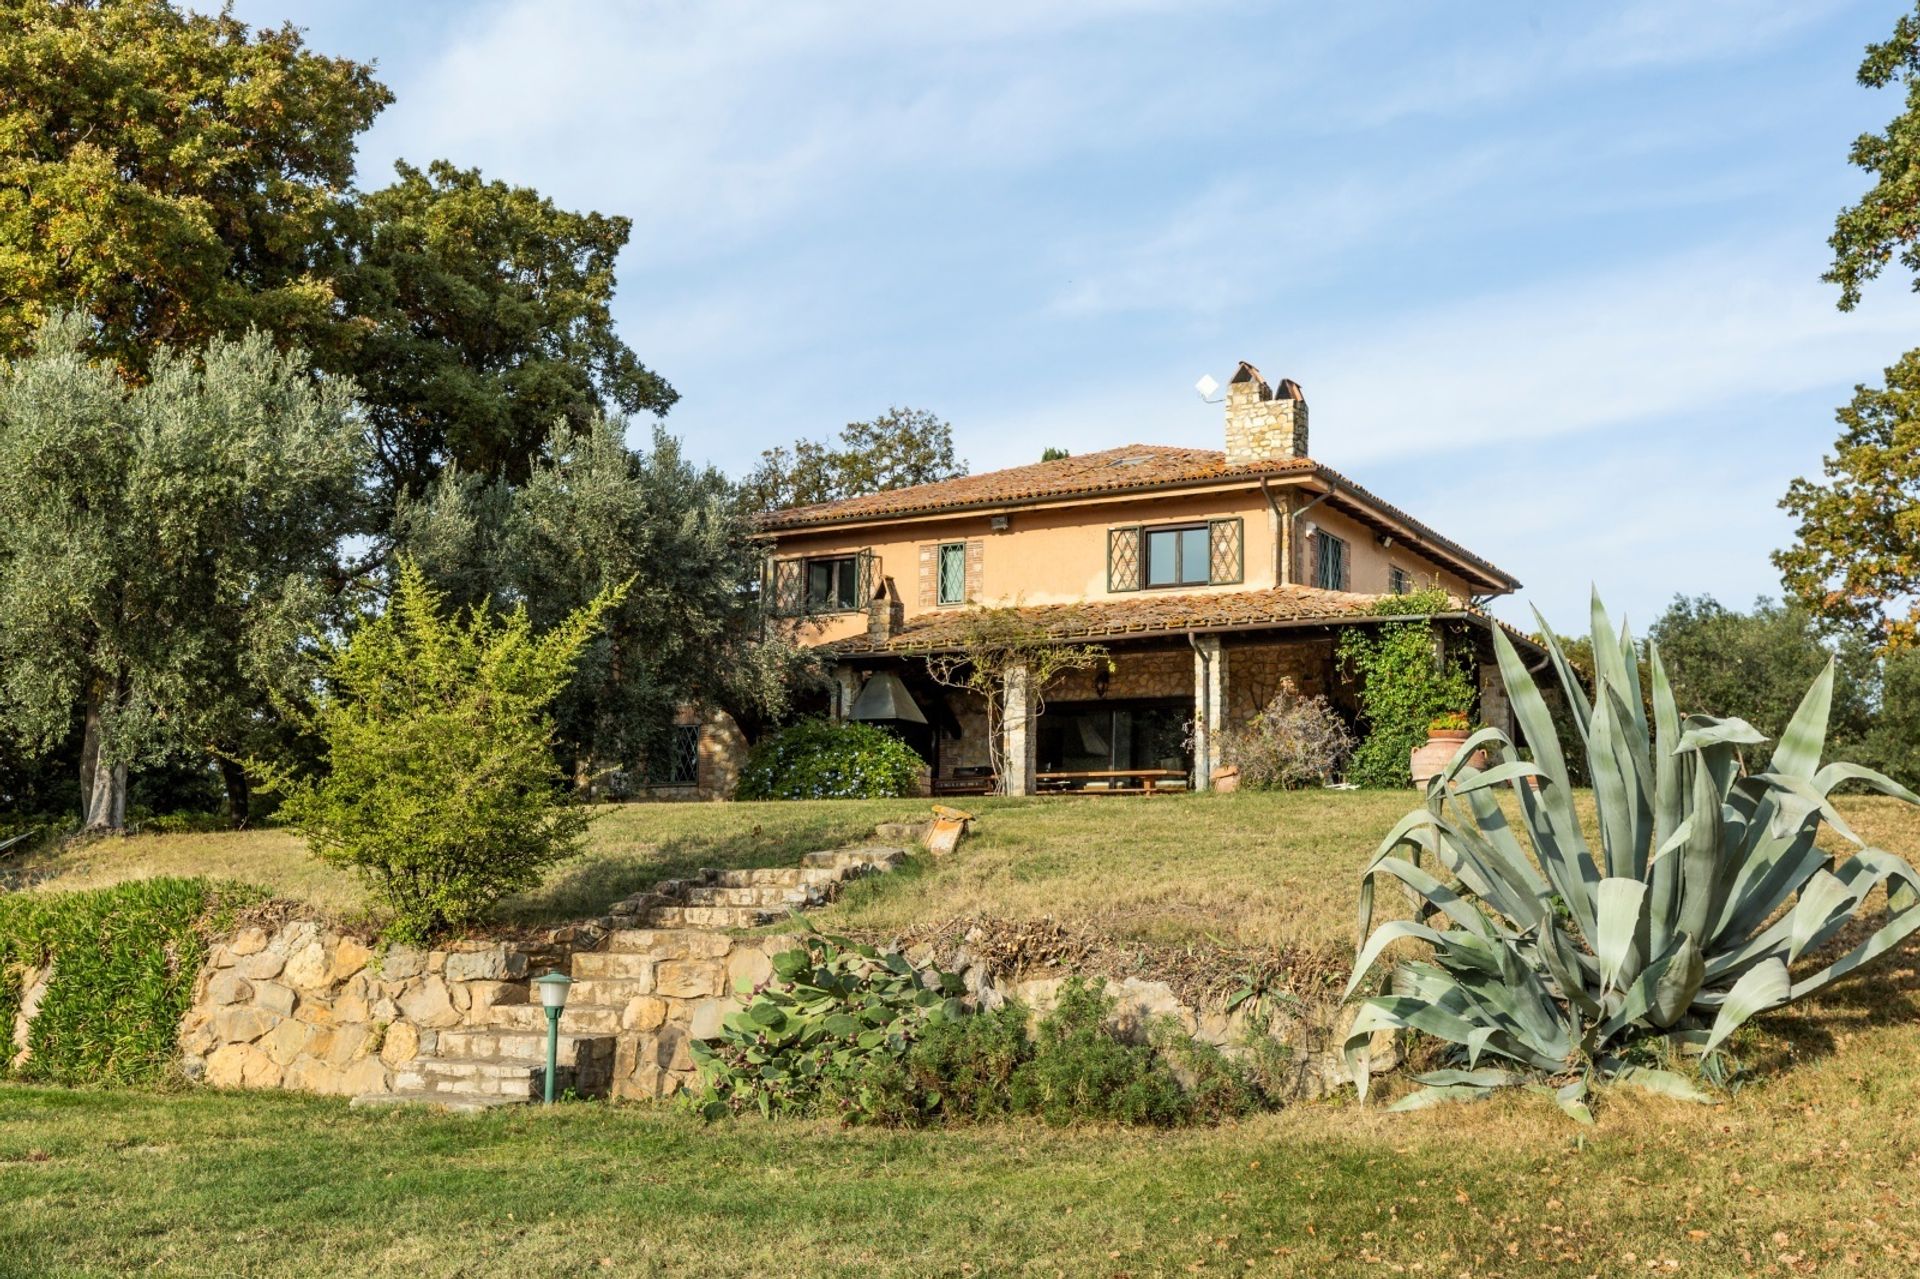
[0,877,258,1086]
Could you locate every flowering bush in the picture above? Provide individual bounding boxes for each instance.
[1219,690,1355,790]
[735,719,924,800]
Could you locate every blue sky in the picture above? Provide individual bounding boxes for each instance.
[226,0,1920,632]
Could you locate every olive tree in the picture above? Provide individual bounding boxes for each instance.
[0,313,365,831]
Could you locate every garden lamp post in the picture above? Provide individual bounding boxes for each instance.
[533,971,572,1105]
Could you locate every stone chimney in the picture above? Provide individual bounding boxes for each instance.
[867,576,902,643]
[1223,361,1308,465]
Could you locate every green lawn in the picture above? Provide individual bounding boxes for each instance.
[6,939,1919,1279]
[5,793,1920,1275]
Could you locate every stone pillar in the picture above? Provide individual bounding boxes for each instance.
[832,667,861,720]
[1001,663,1036,797]
[1191,637,1226,789]
[1478,661,1511,737]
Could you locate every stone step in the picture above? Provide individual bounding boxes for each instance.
[394,1055,555,1101]
[680,883,824,908]
[350,1089,526,1114]
[435,1027,613,1069]
[702,867,813,888]
[601,928,735,957]
[800,846,908,871]
[640,905,781,929]
[487,1002,627,1036]
[565,977,657,1006]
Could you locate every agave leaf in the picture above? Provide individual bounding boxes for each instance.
[1753,771,1861,846]
[1649,933,1705,1028]
[1646,643,1685,957]
[1594,877,1649,994]
[1810,761,1920,806]
[1389,1083,1497,1111]
[1414,1067,1529,1088]
[1492,628,1599,915]
[1768,659,1832,782]
[1588,592,1643,743]
[1675,757,1725,945]
[1597,933,1697,1040]
[1533,917,1603,1017]
[1676,715,1769,752]
[1345,920,1465,1002]
[1445,759,1547,795]
[1611,1066,1711,1104]
[1533,1076,1594,1125]
[1425,805,1552,929]
[1787,869,1858,963]
[1703,958,1790,1054]
[1530,604,1593,745]
[1365,856,1501,940]
[1786,858,1920,1001]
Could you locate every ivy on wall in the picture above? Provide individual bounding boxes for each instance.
[0,878,257,1086]
[1337,592,1477,789]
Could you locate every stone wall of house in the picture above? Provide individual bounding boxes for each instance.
[1049,647,1190,702]
[1225,639,1341,724]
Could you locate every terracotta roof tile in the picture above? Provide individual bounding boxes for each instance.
[757,445,1314,530]
[827,586,1381,654]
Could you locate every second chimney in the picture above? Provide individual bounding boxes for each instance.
[1223,361,1308,465]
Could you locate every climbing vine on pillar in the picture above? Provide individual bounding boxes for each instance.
[920,608,1110,795]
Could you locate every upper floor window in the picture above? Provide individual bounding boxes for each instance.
[937,542,967,605]
[1144,525,1210,588]
[807,556,862,612]
[1389,565,1410,595]
[768,551,872,616]
[1314,531,1348,591]
[1108,518,1243,592]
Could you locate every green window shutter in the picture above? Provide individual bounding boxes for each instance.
[1207,518,1244,585]
[1108,526,1142,592]
[856,550,875,605]
[771,559,804,616]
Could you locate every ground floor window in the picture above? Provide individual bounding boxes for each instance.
[645,724,700,786]
[1036,699,1191,775]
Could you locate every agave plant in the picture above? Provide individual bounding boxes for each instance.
[1344,593,1920,1120]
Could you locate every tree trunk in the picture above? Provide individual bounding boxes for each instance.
[219,755,251,828]
[79,695,129,834]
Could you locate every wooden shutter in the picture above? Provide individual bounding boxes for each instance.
[965,539,984,602]
[1107,526,1142,592]
[917,544,936,608]
[1207,518,1244,585]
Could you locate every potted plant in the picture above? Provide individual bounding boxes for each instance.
[1409,710,1485,785]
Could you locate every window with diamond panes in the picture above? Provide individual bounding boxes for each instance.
[1207,518,1243,584]
[1107,525,1142,591]
[643,724,700,786]
[937,542,966,604]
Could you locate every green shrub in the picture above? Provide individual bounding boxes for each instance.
[261,561,623,944]
[905,1001,1031,1120]
[1337,612,1476,789]
[690,927,967,1123]
[735,719,924,801]
[1008,978,1191,1126]
[0,877,258,1085]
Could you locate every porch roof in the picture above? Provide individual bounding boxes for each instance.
[822,586,1544,657]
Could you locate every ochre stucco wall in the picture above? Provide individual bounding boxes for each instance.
[769,484,1479,647]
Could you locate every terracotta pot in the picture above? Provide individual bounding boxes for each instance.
[1409,729,1486,787]
[1210,764,1241,794]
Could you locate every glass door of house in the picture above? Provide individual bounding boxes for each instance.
[1036,699,1192,780]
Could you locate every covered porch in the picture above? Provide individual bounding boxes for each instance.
[822,587,1532,797]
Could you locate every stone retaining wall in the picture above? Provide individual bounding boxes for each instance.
[169,917,1383,1104]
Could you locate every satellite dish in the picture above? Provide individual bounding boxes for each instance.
[1194,373,1221,403]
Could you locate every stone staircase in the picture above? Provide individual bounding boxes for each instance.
[354,844,907,1111]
